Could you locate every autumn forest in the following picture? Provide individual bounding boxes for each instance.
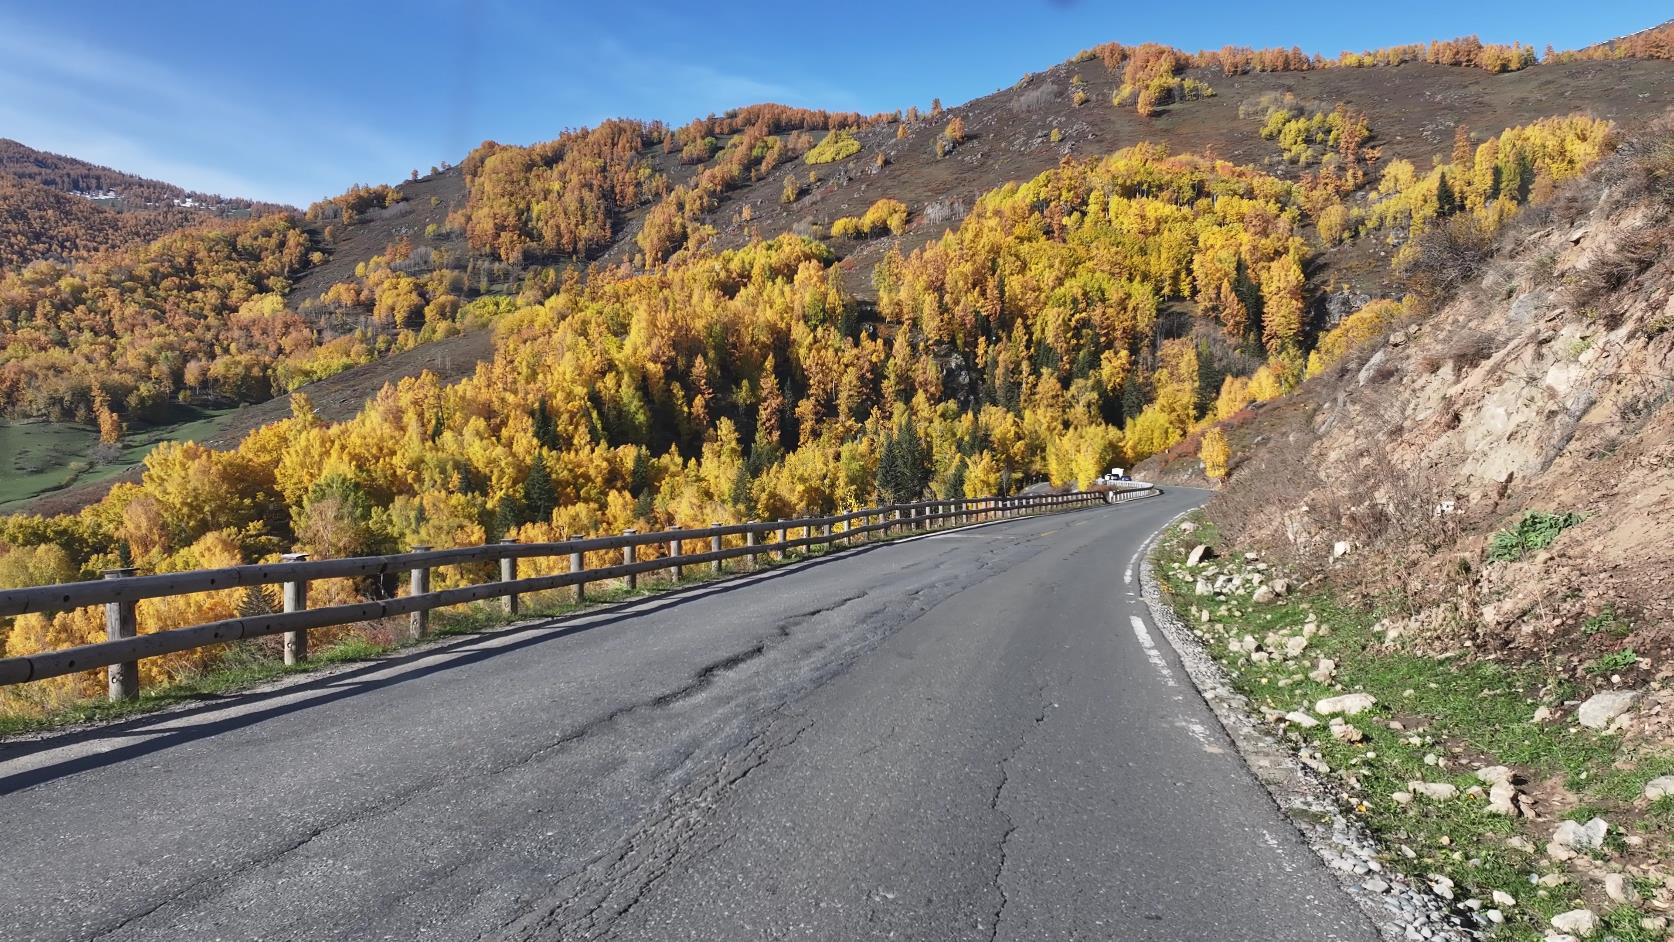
[1,23,1671,703]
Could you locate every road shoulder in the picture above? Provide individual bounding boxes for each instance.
[1139,527,1467,942]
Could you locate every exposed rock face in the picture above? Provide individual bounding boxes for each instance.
[1146,146,1674,671]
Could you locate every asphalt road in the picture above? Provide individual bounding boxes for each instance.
[0,489,1376,941]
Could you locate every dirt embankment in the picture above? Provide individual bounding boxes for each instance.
[1181,121,1674,687]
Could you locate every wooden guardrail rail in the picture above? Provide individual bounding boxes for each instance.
[0,487,1158,699]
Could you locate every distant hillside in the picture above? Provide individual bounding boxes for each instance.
[5,25,1674,521]
[0,139,286,269]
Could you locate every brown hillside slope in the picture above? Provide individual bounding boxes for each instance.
[1164,119,1674,684]
[0,139,285,269]
[660,59,1674,298]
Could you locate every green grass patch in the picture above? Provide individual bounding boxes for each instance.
[0,407,236,509]
[1152,513,1668,941]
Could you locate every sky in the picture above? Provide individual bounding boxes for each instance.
[1,1,1667,206]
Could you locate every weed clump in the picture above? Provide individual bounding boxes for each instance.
[1486,510,1582,562]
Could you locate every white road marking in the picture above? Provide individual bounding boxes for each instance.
[1177,718,1226,754]
[1128,615,1178,687]
[1126,507,1193,585]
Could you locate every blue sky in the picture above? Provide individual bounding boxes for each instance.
[1,1,1667,206]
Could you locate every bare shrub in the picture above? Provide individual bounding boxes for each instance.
[1601,116,1674,212]
[1400,215,1495,303]
[923,198,968,225]
[1424,328,1499,374]
[1565,231,1661,315]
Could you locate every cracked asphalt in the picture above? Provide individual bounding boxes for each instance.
[0,490,1376,941]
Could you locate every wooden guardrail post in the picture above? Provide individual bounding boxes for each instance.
[623,530,638,591]
[711,524,723,575]
[103,568,139,701]
[409,546,432,639]
[498,541,519,616]
[281,553,309,665]
[568,537,585,603]
[668,533,682,582]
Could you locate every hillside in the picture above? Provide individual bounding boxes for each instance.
[2,26,1674,526]
[0,139,285,270]
[1132,118,1674,940]
[1155,122,1674,663]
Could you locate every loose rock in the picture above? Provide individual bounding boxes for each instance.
[1550,908,1597,937]
[1308,658,1336,684]
[1576,690,1640,730]
[1408,781,1459,801]
[1316,693,1376,716]
[1550,817,1608,852]
[1644,775,1674,800]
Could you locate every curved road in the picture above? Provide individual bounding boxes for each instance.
[0,489,1375,941]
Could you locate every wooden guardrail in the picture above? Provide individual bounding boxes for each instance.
[0,487,1158,699]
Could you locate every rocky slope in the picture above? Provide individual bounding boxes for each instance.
[1164,117,1674,688]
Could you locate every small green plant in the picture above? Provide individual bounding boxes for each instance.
[1581,607,1631,638]
[1588,649,1640,674]
[1486,510,1582,562]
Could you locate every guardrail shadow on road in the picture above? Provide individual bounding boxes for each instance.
[0,503,1122,794]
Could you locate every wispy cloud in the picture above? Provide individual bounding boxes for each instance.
[0,12,416,204]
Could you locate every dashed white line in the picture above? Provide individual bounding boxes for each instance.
[1128,614,1178,687]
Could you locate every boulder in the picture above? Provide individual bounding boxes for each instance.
[1646,775,1674,800]
[1251,585,1277,604]
[1576,690,1640,730]
[1332,540,1352,560]
[1604,873,1637,904]
[1316,693,1376,716]
[1186,544,1215,567]
[1283,635,1308,657]
[1284,711,1319,729]
[1551,817,1608,851]
[1308,658,1337,684]
[1550,909,1597,938]
[1270,578,1291,596]
[1408,781,1459,801]
[1475,766,1514,786]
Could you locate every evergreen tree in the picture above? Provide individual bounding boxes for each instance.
[1436,171,1459,216]
[1194,339,1224,420]
[1121,369,1146,423]
[532,400,560,449]
[236,585,278,618]
[523,453,558,525]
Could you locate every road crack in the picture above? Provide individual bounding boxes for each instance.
[986,676,1051,942]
